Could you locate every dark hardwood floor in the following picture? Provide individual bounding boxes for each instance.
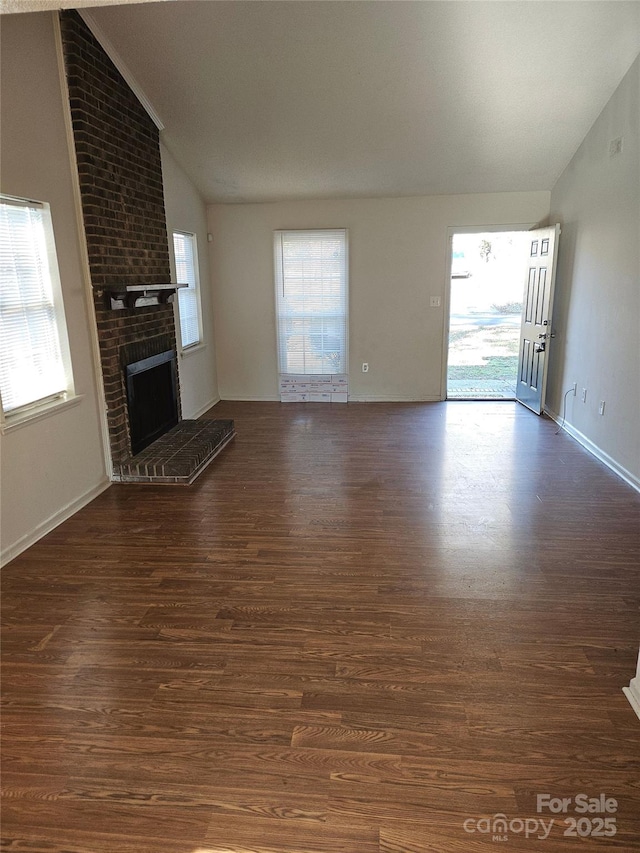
[2,401,639,852]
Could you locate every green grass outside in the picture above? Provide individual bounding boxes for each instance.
[448,355,518,381]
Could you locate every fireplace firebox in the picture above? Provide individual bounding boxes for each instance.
[125,349,179,456]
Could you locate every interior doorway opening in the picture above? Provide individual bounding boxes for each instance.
[446,230,529,400]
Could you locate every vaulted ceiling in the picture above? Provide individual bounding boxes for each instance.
[9,1,640,203]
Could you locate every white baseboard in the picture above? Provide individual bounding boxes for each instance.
[220,395,280,402]
[1,478,111,568]
[219,394,441,404]
[348,395,441,403]
[623,678,640,721]
[544,406,640,494]
[188,395,221,419]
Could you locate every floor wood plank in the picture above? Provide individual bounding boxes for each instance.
[2,401,639,851]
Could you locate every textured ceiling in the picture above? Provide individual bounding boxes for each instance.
[44,2,640,202]
[0,0,169,12]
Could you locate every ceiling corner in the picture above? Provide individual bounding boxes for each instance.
[78,8,164,132]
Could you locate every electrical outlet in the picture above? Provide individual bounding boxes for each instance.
[599,401,606,416]
[430,296,441,307]
[581,388,587,403]
[362,362,369,373]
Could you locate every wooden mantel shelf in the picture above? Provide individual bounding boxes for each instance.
[105,283,188,310]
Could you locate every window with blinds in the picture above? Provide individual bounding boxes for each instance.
[172,231,201,350]
[275,229,348,375]
[0,196,73,417]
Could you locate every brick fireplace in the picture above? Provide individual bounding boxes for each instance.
[59,11,233,482]
[59,10,180,470]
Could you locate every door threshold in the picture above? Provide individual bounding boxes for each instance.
[447,395,516,401]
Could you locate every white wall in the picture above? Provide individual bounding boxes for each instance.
[161,143,220,418]
[208,192,550,401]
[0,13,109,565]
[546,57,639,487]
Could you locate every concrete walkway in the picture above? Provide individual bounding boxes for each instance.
[447,379,516,399]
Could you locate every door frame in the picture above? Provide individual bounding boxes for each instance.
[440,223,538,401]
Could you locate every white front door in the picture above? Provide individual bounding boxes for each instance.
[516,225,560,414]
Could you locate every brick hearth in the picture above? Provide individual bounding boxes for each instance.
[115,420,235,484]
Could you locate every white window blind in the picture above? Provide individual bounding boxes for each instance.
[275,229,348,375]
[172,231,201,349]
[0,197,70,414]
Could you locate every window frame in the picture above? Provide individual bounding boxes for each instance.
[172,229,203,352]
[0,194,76,430]
[274,228,349,377]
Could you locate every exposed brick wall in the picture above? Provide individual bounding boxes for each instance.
[59,10,180,467]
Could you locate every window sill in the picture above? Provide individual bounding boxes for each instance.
[180,342,206,359]
[1,394,84,434]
